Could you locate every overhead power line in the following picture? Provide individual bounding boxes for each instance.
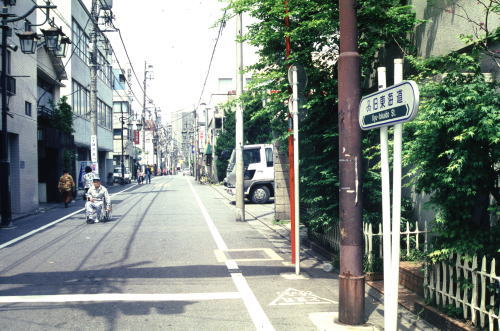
[195,10,227,110]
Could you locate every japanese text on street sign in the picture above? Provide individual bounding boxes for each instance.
[90,135,97,162]
[359,80,419,130]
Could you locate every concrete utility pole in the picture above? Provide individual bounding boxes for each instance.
[142,61,147,163]
[90,0,99,173]
[338,0,364,325]
[235,12,245,222]
[193,109,199,180]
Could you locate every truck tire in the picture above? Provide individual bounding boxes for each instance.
[251,185,270,204]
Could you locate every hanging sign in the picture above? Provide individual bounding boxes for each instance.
[90,135,98,162]
[359,80,419,130]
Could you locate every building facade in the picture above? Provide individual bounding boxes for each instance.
[0,2,39,214]
[112,68,135,176]
[53,0,114,185]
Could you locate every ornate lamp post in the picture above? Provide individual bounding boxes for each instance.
[1,1,61,228]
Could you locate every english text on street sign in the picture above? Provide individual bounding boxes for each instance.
[359,80,419,130]
[90,135,98,162]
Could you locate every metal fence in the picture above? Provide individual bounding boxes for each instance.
[424,254,499,331]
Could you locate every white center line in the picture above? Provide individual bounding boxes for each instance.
[0,184,138,250]
[187,178,275,331]
[0,292,242,303]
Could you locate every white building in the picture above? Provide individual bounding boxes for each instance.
[112,68,135,176]
[0,2,39,215]
[51,0,114,184]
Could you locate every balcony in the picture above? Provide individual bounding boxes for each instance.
[37,105,54,118]
[0,72,16,96]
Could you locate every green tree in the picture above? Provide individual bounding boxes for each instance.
[53,96,74,134]
[406,51,499,260]
[221,0,418,230]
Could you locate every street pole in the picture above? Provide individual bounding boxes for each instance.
[120,108,125,185]
[338,0,364,325]
[0,9,12,228]
[90,0,99,174]
[194,109,199,181]
[284,0,296,264]
[291,66,300,275]
[142,61,147,169]
[235,12,245,222]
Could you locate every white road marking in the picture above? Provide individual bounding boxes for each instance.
[188,179,275,331]
[188,180,227,251]
[0,184,137,250]
[269,288,337,306]
[214,248,283,262]
[0,292,242,303]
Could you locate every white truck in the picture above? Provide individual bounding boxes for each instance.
[224,144,274,204]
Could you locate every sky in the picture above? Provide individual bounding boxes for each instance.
[106,0,237,122]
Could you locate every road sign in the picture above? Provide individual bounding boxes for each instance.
[359,80,419,130]
[287,64,308,92]
[90,135,98,162]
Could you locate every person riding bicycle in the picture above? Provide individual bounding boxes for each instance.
[85,176,111,223]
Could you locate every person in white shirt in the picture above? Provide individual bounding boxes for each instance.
[85,176,111,223]
[82,166,95,200]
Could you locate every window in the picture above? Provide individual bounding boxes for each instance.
[243,148,261,166]
[97,99,112,129]
[72,80,90,117]
[265,148,273,167]
[71,19,89,63]
[113,129,122,138]
[25,101,32,116]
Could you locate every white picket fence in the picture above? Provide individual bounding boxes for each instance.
[425,254,499,331]
[363,220,429,261]
[310,220,429,260]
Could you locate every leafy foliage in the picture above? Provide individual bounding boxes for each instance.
[221,0,417,231]
[405,51,500,259]
[53,96,75,134]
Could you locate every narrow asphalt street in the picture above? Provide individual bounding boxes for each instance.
[0,176,434,330]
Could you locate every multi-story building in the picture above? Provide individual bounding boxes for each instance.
[36,31,72,203]
[112,69,136,176]
[52,0,114,185]
[0,2,39,215]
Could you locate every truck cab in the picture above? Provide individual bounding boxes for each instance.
[224,144,274,203]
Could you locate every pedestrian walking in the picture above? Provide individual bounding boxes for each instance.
[145,166,152,184]
[82,166,95,200]
[58,169,75,208]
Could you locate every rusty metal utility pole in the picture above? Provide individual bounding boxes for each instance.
[337,0,364,325]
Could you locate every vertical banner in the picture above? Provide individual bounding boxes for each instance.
[198,127,205,150]
[134,130,140,145]
[90,135,98,162]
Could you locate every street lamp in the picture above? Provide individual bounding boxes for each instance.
[54,36,71,58]
[1,1,57,228]
[16,30,38,54]
[40,26,63,51]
